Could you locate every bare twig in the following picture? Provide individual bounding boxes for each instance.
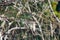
[32,16,44,40]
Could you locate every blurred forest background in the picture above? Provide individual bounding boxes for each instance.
[0,0,60,40]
